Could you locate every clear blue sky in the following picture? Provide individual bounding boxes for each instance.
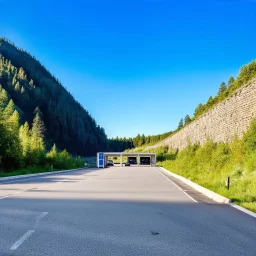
[1,0,256,138]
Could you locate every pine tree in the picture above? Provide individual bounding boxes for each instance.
[178,118,184,129]
[184,115,191,125]
[15,82,20,92]
[47,144,57,158]
[194,103,204,117]
[1,107,22,169]
[30,108,46,163]
[46,144,58,165]
[8,110,20,132]
[228,76,235,87]
[207,96,214,106]
[218,82,227,96]
[141,134,146,145]
[31,109,45,142]
[0,86,9,112]
[3,100,15,121]
[17,67,26,80]
[12,75,17,86]
[29,79,34,87]
[19,122,31,156]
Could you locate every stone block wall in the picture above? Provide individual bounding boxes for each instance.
[147,80,256,151]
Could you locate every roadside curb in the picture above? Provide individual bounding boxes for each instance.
[0,167,86,182]
[159,166,231,203]
[229,203,256,219]
[159,167,256,218]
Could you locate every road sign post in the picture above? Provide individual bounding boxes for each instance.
[97,152,105,168]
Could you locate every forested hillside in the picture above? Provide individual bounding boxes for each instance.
[0,84,84,171]
[0,38,107,156]
[108,131,173,152]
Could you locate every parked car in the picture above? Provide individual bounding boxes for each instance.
[107,160,114,166]
[124,162,130,166]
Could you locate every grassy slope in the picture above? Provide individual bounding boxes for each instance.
[128,141,256,213]
[159,141,256,213]
[128,78,256,213]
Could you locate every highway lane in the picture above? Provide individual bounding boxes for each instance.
[0,168,96,199]
[0,166,255,256]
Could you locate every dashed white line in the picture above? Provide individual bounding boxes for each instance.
[35,212,49,225]
[0,175,52,185]
[0,170,100,200]
[155,167,198,203]
[56,179,68,183]
[0,191,22,200]
[182,190,198,203]
[10,230,35,250]
[1,178,75,200]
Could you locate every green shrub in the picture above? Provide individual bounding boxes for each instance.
[158,119,256,212]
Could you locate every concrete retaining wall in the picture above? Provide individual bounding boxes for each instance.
[147,80,256,150]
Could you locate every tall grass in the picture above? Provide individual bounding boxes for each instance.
[156,120,256,213]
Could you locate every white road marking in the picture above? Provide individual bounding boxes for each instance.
[230,203,256,219]
[182,190,198,203]
[0,169,92,185]
[35,212,49,225]
[0,177,82,200]
[155,167,198,203]
[10,230,35,250]
[0,170,101,200]
[0,184,54,200]
[0,191,22,200]
[10,211,49,251]
[0,175,51,185]
[56,179,68,183]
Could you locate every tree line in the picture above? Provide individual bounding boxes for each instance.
[0,38,108,156]
[113,60,256,150]
[177,60,256,130]
[1,38,170,156]
[0,85,84,171]
[108,130,174,151]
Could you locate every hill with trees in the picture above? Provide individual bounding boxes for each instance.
[108,131,174,152]
[127,59,256,213]
[179,59,256,130]
[0,38,108,158]
[112,60,256,153]
[0,84,84,171]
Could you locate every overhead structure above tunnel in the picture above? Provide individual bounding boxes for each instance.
[97,152,157,168]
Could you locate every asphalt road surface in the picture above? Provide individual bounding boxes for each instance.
[0,167,255,256]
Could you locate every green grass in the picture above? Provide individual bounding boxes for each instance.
[0,166,58,178]
[128,120,256,213]
[0,163,90,178]
[158,141,256,213]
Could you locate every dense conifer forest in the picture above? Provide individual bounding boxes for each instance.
[0,38,108,158]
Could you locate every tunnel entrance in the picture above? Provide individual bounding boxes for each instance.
[140,157,150,165]
[97,152,156,168]
[128,157,137,164]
